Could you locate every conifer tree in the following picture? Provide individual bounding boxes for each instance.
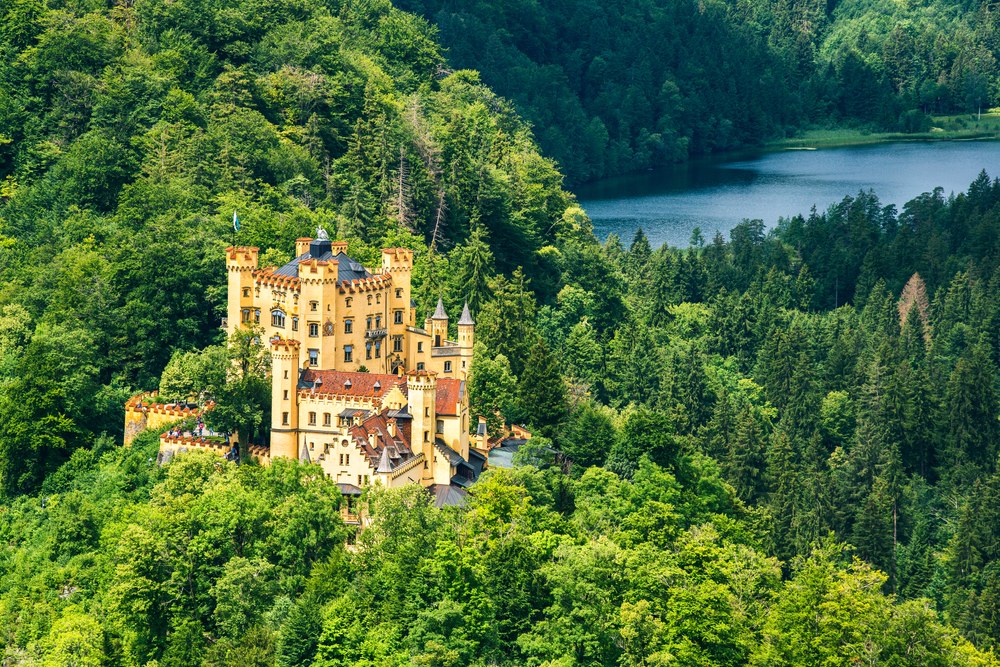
[276,594,322,667]
[726,407,766,503]
[516,338,568,440]
[795,263,815,311]
[767,431,799,565]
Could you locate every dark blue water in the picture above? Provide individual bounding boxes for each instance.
[574,141,1000,249]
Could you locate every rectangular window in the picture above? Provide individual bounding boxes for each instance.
[308,412,316,425]
[283,390,289,400]
[444,361,452,372]
[375,315,381,328]
[292,317,298,331]
[308,349,318,366]
[284,370,289,379]
[366,316,372,330]
[310,301,318,311]
[417,342,423,353]
[346,297,352,307]
[243,288,250,297]
[242,309,251,322]
[436,419,444,433]
[344,319,352,333]
[395,289,402,298]
[339,453,343,465]
[323,413,331,426]
[375,341,381,358]
[394,310,403,324]
[424,431,429,442]
[282,412,289,425]
[344,345,353,362]
[254,310,260,323]
[358,474,362,485]
[345,453,349,465]
[417,362,424,370]
[309,323,319,337]
[366,342,372,359]
[393,337,402,352]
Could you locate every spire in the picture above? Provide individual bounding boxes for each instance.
[377,445,393,473]
[458,300,474,326]
[432,297,448,320]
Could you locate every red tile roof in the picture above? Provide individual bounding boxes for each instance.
[435,378,465,416]
[300,370,406,400]
[348,412,413,468]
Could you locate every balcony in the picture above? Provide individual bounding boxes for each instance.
[365,327,387,340]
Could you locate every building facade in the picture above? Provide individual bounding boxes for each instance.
[222,238,483,505]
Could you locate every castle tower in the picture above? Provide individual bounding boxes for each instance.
[382,248,414,326]
[457,301,475,374]
[430,298,449,347]
[226,246,259,337]
[406,370,438,483]
[270,337,301,460]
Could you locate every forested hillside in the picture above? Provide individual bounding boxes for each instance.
[4,0,1000,664]
[396,0,1000,182]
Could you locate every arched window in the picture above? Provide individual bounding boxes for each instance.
[271,310,285,328]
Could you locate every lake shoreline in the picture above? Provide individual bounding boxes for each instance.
[765,117,1000,150]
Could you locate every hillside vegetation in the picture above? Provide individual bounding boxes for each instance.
[397,0,1000,182]
[4,0,1000,665]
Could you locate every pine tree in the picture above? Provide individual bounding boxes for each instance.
[276,594,322,667]
[768,430,799,565]
[516,338,568,440]
[563,401,617,470]
[455,223,494,313]
[795,263,815,311]
[727,407,767,503]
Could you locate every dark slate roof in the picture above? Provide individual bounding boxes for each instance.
[410,298,418,308]
[451,474,473,488]
[434,439,465,467]
[468,448,487,477]
[427,484,469,508]
[337,483,363,495]
[476,421,487,437]
[458,301,474,326]
[274,250,373,282]
[432,297,448,320]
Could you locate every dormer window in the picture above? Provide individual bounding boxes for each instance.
[344,378,352,389]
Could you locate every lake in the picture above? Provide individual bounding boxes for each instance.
[573,141,1000,249]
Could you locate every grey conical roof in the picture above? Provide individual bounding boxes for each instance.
[431,297,448,320]
[458,301,474,326]
[377,446,393,473]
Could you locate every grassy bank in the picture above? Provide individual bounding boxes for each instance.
[769,113,1000,149]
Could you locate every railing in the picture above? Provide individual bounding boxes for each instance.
[365,327,387,339]
[390,453,424,479]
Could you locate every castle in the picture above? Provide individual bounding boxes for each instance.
[219,235,485,505]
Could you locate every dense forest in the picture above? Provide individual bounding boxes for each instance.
[396,0,1000,182]
[4,0,1000,664]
